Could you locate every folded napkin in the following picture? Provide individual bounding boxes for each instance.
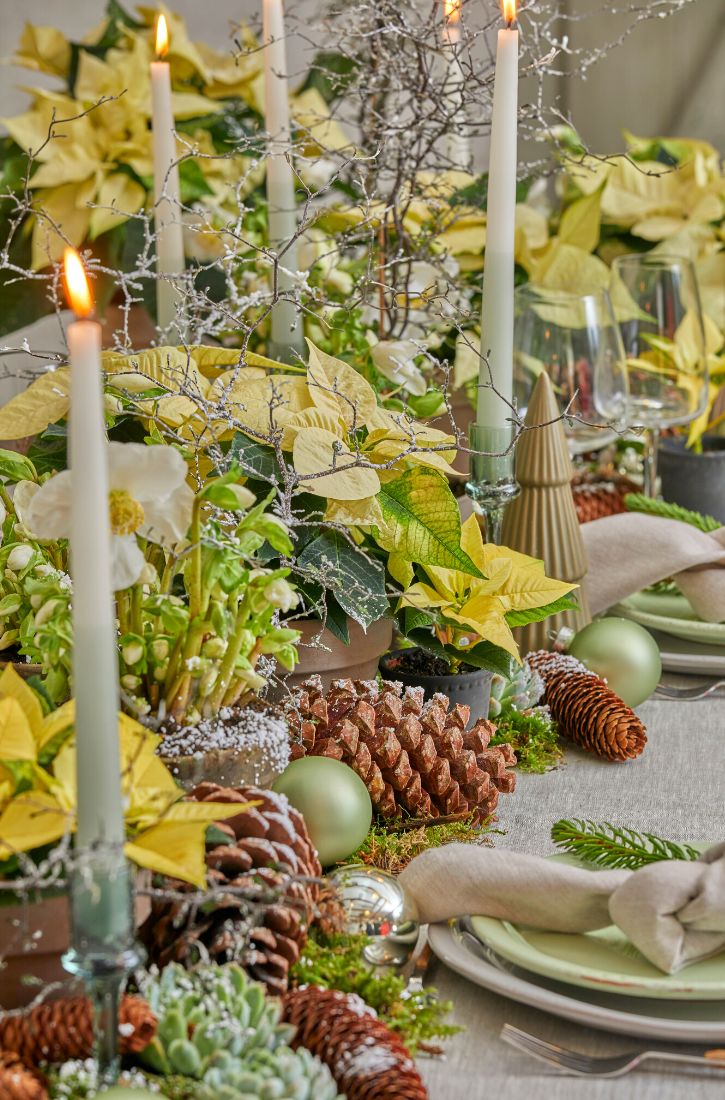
[399,842,725,974]
[582,513,725,623]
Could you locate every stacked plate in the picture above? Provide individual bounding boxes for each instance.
[429,857,725,1043]
[611,590,725,674]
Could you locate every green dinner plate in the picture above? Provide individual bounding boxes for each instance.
[470,850,725,1001]
[611,589,725,648]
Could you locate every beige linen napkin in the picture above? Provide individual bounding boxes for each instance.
[399,842,725,974]
[582,513,725,623]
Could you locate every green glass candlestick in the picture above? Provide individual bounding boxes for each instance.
[63,844,144,1087]
[465,423,519,545]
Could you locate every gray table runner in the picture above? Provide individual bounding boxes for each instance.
[418,696,725,1099]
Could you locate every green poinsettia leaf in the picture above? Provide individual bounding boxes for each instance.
[504,592,579,628]
[376,468,482,578]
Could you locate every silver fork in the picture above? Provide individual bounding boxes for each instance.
[500,1024,725,1077]
[655,680,725,701]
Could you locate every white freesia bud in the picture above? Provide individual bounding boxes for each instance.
[151,638,170,662]
[121,674,142,690]
[264,578,298,613]
[122,641,145,666]
[153,662,169,682]
[34,564,55,578]
[198,667,218,696]
[138,562,158,586]
[7,545,34,573]
[34,599,59,626]
[202,636,227,659]
[30,593,43,609]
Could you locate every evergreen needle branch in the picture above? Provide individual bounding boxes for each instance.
[551,819,701,869]
[624,493,720,534]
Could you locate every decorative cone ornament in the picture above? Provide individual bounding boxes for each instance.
[502,371,590,649]
[287,677,517,825]
[0,995,156,1066]
[528,650,647,761]
[0,1053,47,1100]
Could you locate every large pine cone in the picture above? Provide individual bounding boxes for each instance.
[528,651,647,761]
[286,677,516,824]
[140,783,322,996]
[571,471,638,524]
[0,1053,47,1100]
[284,987,428,1100]
[0,995,155,1066]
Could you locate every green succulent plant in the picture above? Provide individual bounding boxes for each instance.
[138,963,343,1100]
[488,662,544,718]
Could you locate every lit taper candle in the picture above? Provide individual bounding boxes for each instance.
[262,0,304,360]
[63,249,124,851]
[441,0,471,169]
[476,0,518,433]
[151,14,185,333]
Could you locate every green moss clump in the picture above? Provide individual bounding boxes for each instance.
[292,931,460,1053]
[345,816,490,874]
[491,707,563,773]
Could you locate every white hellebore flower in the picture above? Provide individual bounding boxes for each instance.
[371,339,428,397]
[27,442,194,591]
[264,578,298,613]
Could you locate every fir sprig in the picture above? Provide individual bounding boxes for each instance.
[624,493,720,534]
[292,931,460,1053]
[551,819,701,869]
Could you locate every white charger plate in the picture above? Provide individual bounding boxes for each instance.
[428,921,725,1044]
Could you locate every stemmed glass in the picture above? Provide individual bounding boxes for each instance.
[611,254,709,496]
[513,285,629,455]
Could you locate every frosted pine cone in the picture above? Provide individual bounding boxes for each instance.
[140,783,321,995]
[571,472,638,524]
[283,987,428,1100]
[286,677,516,824]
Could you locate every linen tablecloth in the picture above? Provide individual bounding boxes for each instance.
[418,694,725,1099]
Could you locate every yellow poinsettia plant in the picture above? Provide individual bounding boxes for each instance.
[0,665,244,887]
[397,514,578,675]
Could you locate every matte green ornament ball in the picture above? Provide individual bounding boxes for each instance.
[97,1090,160,1098]
[274,756,372,865]
[568,617,661,707]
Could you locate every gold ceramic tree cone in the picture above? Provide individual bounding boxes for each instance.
[502,371,590,651]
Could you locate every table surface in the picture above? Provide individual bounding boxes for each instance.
[417,692,725,1100]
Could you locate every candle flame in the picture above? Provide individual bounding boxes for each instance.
[63,248,94,318]
[502,0,517,25]
[155,14,169,59]
[444,0,462,24]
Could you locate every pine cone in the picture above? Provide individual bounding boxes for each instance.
[0,1053,47,1100]
[140,783,322,996]
[527,651,647,761]
[286,677,516,825]
[0,994,156,1066]
[283,987,428,1100]
[571,472,638,524]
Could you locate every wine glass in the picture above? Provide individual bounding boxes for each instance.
[513,284,629,455]
[611,253,709,496]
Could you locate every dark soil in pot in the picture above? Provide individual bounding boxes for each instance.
[379,648,493,726]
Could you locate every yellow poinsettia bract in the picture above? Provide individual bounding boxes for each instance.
[399,515,577,663]
[0,667,245,887]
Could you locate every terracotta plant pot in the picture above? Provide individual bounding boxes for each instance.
[379,648,493,726]
[658,436,725,525]
[280,616,394,694]
[0,879,151,1010]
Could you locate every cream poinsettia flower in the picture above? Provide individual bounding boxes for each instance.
[26,442,193,590]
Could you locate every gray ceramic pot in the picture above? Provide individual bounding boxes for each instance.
[658,436,725,524]
[379,649,493,725]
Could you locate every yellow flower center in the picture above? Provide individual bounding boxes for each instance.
[108,489,145,536]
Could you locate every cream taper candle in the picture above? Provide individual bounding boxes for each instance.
[442,0,471,169]
[476,0,518,432]
[263,0,303,360]
[63,249,124,850]
[151,14,185,334]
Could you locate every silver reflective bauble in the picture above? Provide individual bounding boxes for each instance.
[327,864,420,966]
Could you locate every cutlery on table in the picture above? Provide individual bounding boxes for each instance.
[655,680,725,701]
[500,1023,725,1078]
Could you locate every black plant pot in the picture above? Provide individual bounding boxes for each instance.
[379,649,493,726]
[658,436,725,525]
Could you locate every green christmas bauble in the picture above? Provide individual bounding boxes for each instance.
[97,1090,160,1098]
[273,756,372,865]
[568,617,661,707]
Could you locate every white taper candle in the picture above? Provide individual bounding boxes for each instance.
[63,249,124,850]
[151,15,185,334]
[476,5,519,432]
